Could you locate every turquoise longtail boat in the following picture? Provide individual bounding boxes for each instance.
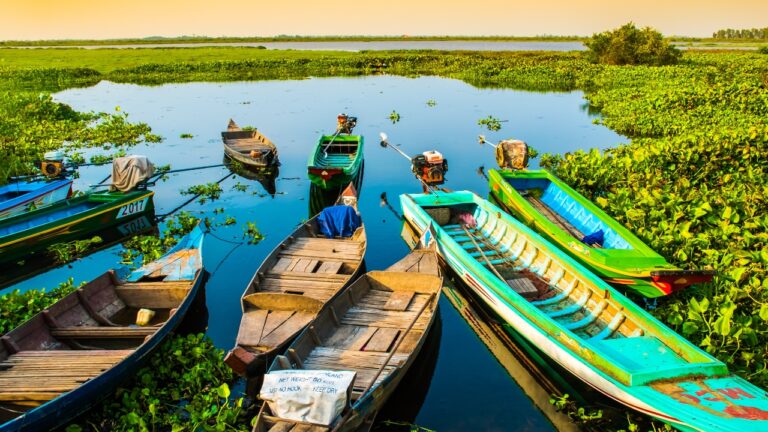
[488,169,714,298]
[307,135,364,190]
[0,178,73,221]
[400,190,768,432]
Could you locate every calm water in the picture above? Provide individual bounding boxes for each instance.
[8,76,626,430]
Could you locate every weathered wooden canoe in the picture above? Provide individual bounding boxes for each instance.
[225,184,366,378]
[222,119,279,169]
[0,189,154,264]
[0,225,205,432]
[253,246,442,432]
[0,179,72,221]
[401,190,768,432]
[307,135,364,190]
[489,169,714,297]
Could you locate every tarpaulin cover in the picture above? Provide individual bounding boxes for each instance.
[317,205,361,238]
[582,229,605,247]
[260,369,356,425]
[110,155,155,192]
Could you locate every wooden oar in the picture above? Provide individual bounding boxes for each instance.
[330,291,436,432]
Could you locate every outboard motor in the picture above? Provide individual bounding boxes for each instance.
[411,150,448,187]
[496,139,529,170]
[41,151,66,178]
[336,113,357,134]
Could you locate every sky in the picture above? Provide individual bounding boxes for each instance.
[1,0,767,40]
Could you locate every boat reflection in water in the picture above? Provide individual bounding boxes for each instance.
[0,214,158,289]
[399,221,626,432]
[223,156,279,197]
[308,162,364,218]
[371,310,442,431]
[176,276,211,336]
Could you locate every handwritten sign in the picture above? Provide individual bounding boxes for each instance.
[260,370,356,426]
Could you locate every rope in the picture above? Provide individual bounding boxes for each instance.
[155,172,235,221]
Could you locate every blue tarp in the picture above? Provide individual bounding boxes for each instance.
[317,205,361,238]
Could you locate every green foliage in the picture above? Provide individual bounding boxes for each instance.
[180,133,194,139]
[541,52,768,387]
[89,148,127,165]
[243,221,265,245]
[478,115,502,131]
[388,110,401,123]
[68,333,251,431]
[181,182,224,204]
[426,99,437,107]
[122,212,200,265]
[713,28,768,40]
[584,23,681,66]
[759,46,768,54]
[47,236,103,264]
[0,278,79,334]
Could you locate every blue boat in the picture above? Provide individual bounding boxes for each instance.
[0,226,206,432]
[0,179,72,221]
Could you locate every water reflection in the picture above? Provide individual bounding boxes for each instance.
[372,311,442,431]
[224,156,280,197]
[176,275,211,335]
[0,214,157,289]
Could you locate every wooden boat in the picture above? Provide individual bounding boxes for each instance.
[0,225,205,432]
[224,156,279,197]
[489,169,714,297]
[400,190,768,432]
[222,119,279,169]
[253,246,442,432]
[0,178,72,221]
[0,189,154,264]
[225,184,367,377]
[307,135,364,190]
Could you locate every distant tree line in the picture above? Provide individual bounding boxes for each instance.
[712,27,768,40]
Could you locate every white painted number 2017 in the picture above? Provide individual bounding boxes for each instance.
[117,198,148,219]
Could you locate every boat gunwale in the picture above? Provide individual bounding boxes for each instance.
[400,191,725,387]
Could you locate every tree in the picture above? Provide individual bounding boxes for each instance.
[584,23,681,66]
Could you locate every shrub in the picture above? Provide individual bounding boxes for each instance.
[584,22,681,66]
[758,46,768,54]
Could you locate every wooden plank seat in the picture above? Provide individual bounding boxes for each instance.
[302,347,407,397]
[0,350,132,403]
[50,326,157,339]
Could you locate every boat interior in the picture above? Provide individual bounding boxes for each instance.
[504,176,632,250]
[319,137,359,156]
[235,217,366,357]
[0,200,102,235]
[418,199,722,386]
[223,130,276,156]
[0,267,196,414]
[258,257,441,432]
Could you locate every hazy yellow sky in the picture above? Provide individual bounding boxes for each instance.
[1,0,767,40]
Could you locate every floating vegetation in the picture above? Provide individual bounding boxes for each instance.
[181,182,223,204]
[46,236,103,264]
[232,182,248,192]
[0,278,80,334]
[389,110,401,123]
[478,115,503,131]
[426,99,437,107]
[66,333,251,431]
[89,149,127,165]
[179,133,194,139]
[243,221,265,244]
[121,212,200,266]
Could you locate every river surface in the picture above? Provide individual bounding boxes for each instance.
[7,76,626,430]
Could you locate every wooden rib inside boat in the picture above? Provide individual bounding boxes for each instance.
[254,248,442,432]
[0,227,204,430]
[222,119,279,169]
[225,185,366,377]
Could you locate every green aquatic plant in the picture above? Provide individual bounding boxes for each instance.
[243,221,265,244]
[478,115,502,131]
[389,110,401,123]
[46,236,103,264]
[0,278,80,335]
[181,182,223,204]
[426,99,437,107]
[179,133,194,139]
[121,212,200,265]
[585,22,681,66]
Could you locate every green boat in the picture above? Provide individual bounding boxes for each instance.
[401,191,768,432]
[0,189,154,264]
[488,169,714,298]
[307,135,364,190]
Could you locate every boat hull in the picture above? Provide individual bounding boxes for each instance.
[0,190,154,264]
[488,169,711,297]
[0,227,206,432]
[400,191,768,432]
[0,179,72,221]
[307,135,364,190]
